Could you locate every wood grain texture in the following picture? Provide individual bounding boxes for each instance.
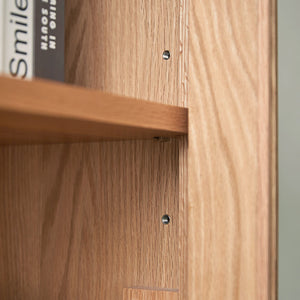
[0,141,179,299]
[188,0,277,299]
[0,77,187,144]
[0,0,188,299]
[178,136,188,300]
[123,288,178,300]
[65,0,187,106]
[258,1,278,299]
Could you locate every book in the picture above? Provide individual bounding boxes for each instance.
[3,0,34,79]
[0,0,4,74]
[1,0,64,81]
[34,0,64,81]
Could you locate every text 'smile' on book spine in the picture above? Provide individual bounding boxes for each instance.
[3,0,34,79]
[34,0,64,82]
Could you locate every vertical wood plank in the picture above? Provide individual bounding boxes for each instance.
[188,0,277,299]
[258,1,278,299]
[123,288,179,300]
[0,141,179,299]
[65,0,187,106]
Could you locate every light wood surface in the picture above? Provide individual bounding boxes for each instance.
[65,0,187,107]
[258,1,278,298]
[0,141,179,299]
[188,0,277,299]
[123,288,178,300]
[0,0,188,299]
[0,77,187,144]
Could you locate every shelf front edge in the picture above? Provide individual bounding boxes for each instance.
[0,77,188,144]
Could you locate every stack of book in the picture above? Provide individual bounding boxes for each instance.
[0,0,64,81]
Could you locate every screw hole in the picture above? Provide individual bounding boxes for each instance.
[162,214,171,225]
[162,50,170,60]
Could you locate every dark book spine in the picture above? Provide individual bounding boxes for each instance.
[34,0,64,81]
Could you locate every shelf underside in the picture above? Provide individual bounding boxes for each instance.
[0,77,187,144]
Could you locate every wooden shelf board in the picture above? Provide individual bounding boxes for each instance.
[0,77,187,144]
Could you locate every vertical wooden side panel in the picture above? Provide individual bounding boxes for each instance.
[0,141,179,299]
[258,0,278,299]
[65,0,186,106]
[123,288,179,300]
[188,0,277,299]
[178,136,188,300]
[178,1,189,299]
[65,0,189,299]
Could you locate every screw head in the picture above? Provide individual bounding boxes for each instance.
[162,214,171,225]
[162,50,171,60]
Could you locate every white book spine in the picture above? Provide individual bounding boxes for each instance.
[0,0,4,74]
[3,0,34,79]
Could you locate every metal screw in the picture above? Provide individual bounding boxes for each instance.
[162,214,171,225]
[162,50,170,60]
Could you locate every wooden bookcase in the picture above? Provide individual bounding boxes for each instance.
[0,0,277,299]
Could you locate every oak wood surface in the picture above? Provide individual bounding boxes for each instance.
[65,0,187,107]
[0,141,179,299]
[188,0,277,299]
[123,288,178,300]
[0,0,188,299]
[0,77,187,144]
